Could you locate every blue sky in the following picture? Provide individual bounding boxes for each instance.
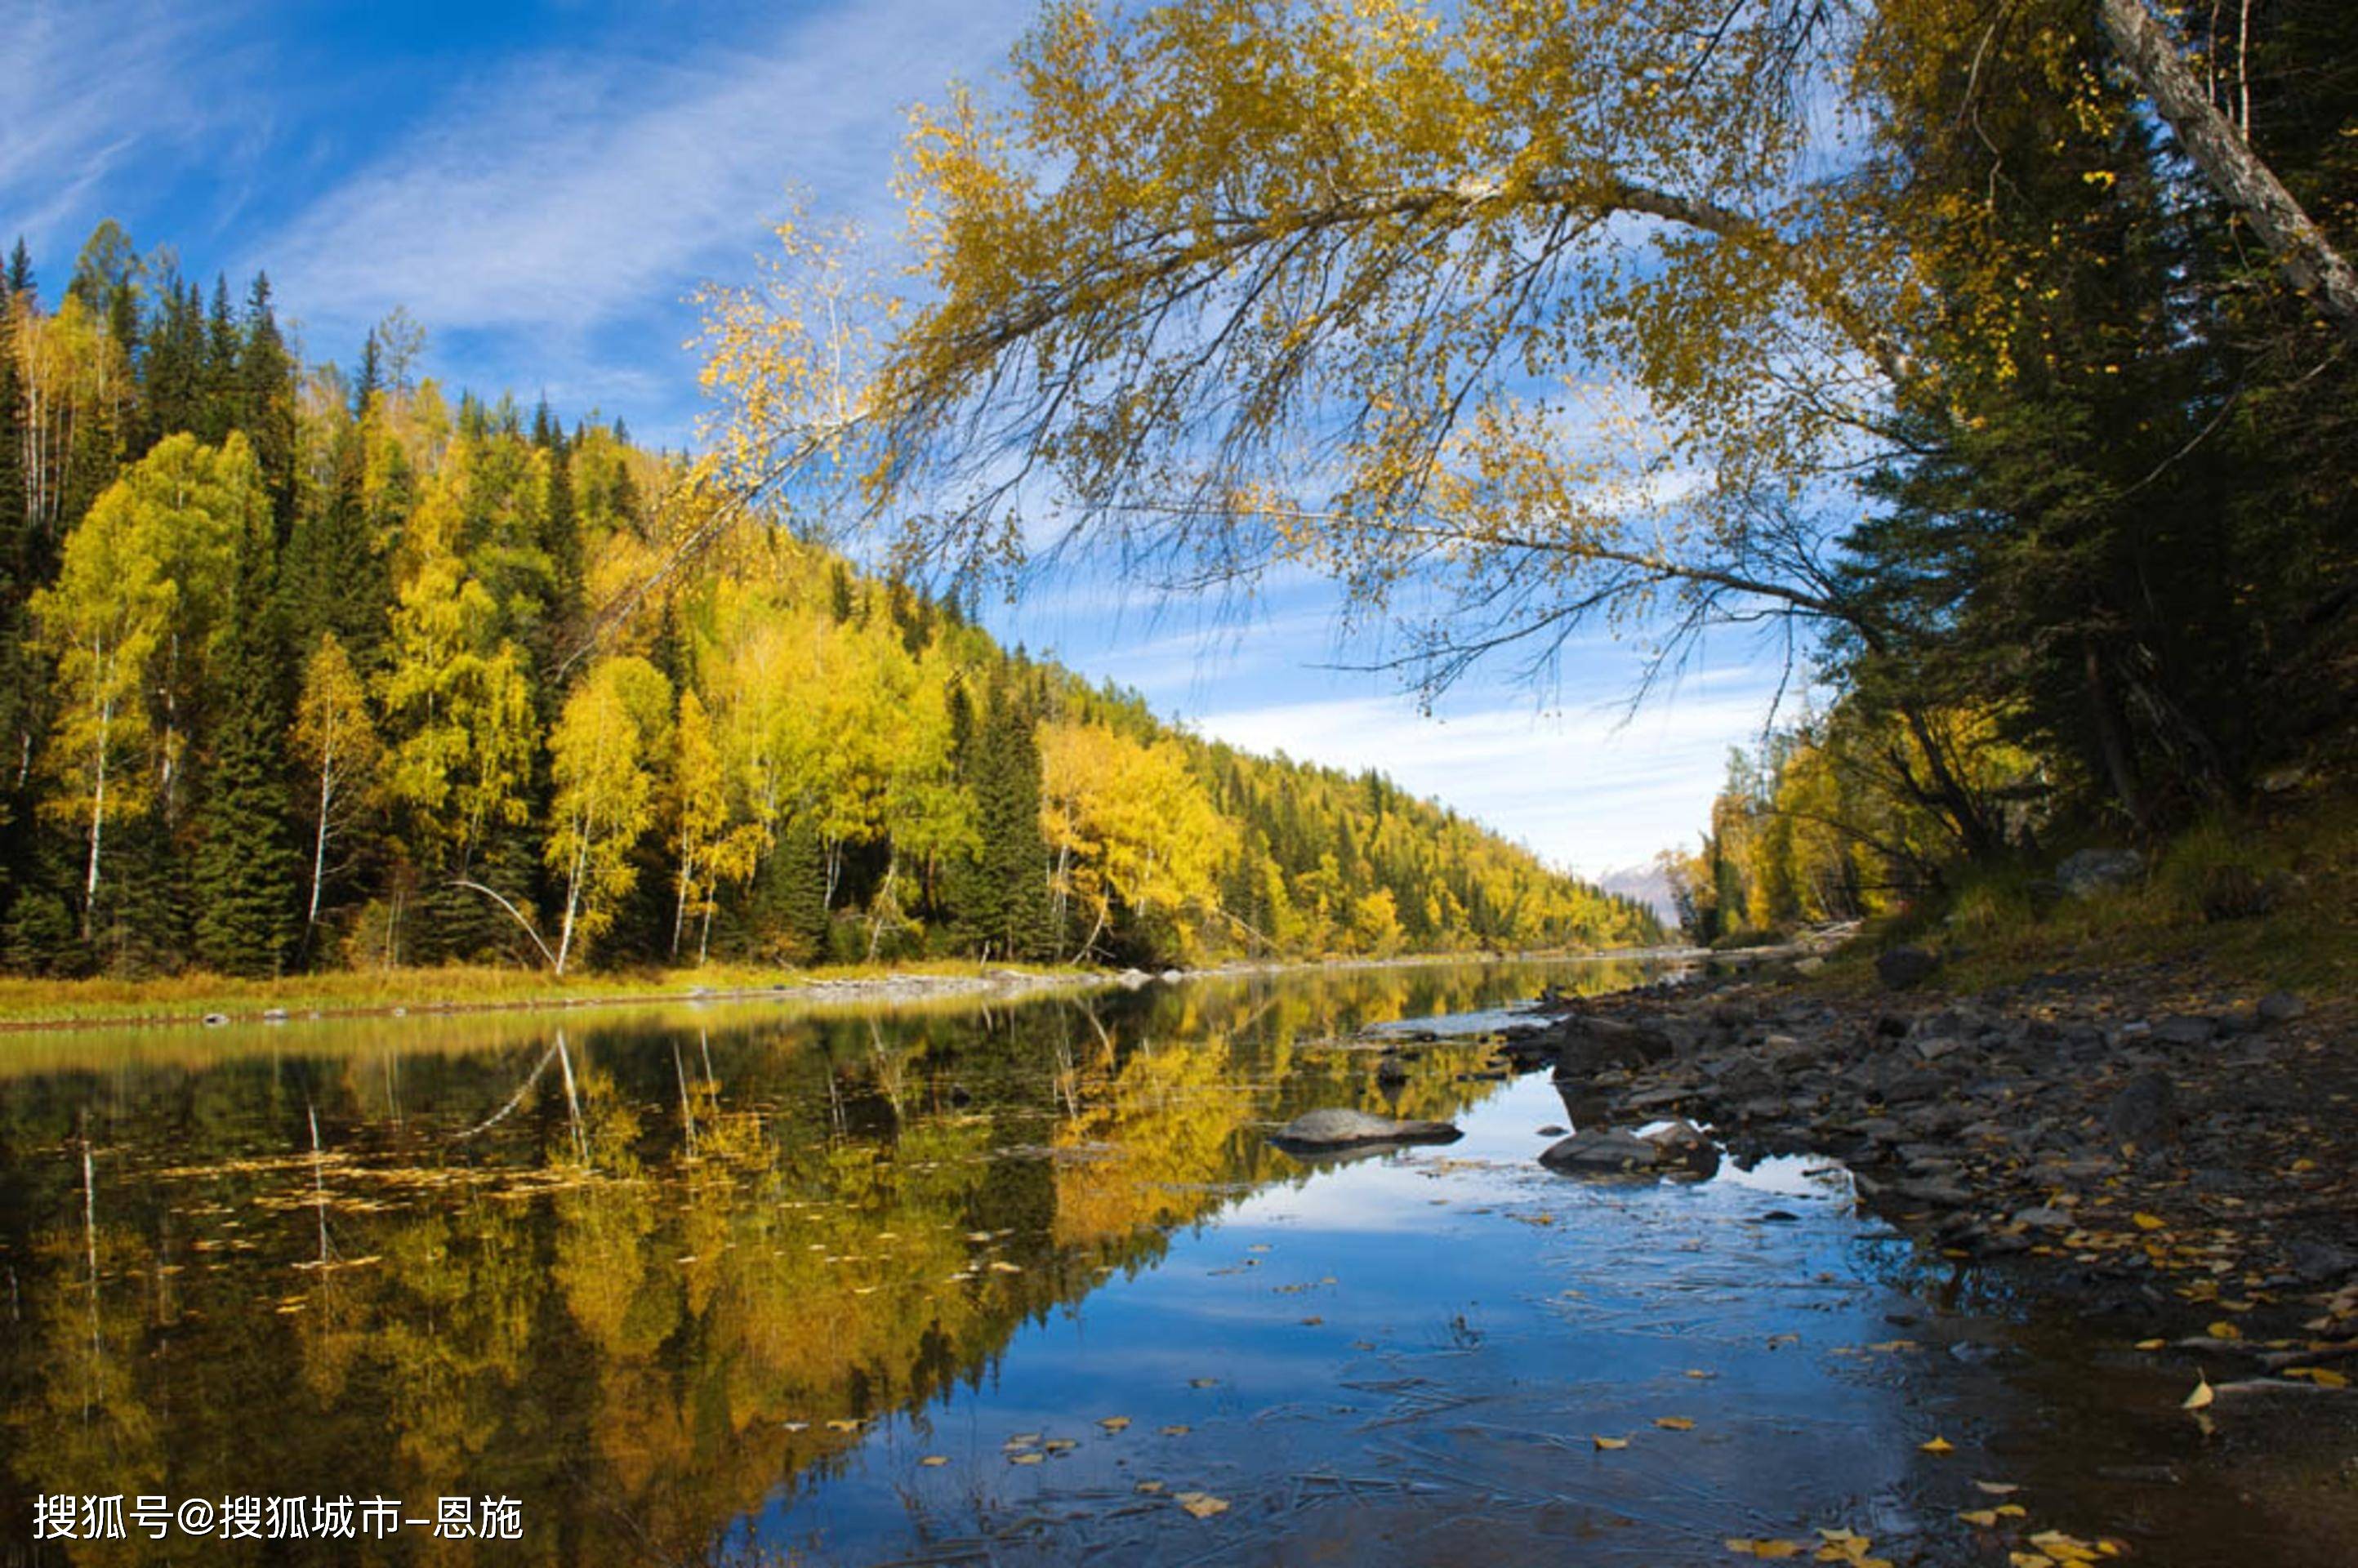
[2,0,1794,880]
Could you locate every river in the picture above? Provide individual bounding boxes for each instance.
[0,960,2337,1565]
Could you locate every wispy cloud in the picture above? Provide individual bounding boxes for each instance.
[259,0,1024,361]
[1191,677,1783,877]
[0,0,268,257]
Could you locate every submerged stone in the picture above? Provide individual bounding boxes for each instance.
[1268,1107,1463,1152]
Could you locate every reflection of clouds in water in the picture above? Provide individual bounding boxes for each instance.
[1714,1153,1857,1202]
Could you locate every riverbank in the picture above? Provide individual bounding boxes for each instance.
[1513,957,2358,1420]
[0,946,1669,1033]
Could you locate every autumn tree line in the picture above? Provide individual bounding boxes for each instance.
[692,0,2351,949]
[0,223,1658,978]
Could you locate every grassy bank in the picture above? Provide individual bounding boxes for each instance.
[0,958,1099,1031]
[1812,787,2356,1000]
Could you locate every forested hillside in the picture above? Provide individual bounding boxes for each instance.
[0,225,1657,978]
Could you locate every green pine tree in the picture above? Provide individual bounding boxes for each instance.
[191,492,299,976]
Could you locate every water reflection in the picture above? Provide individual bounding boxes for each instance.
[0,961,1634,1563]
[0,959,2342,1566]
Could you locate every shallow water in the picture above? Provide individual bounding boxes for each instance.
[0,959,2347,1565]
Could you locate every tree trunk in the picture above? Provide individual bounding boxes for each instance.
[2097,0,2358,342]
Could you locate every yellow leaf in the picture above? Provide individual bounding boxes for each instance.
[1593,1435,1629,1450]
[2182,1374,2214,1410]
[1959,1510,2001,1527]
[1974,1481,2024,1495]
[2133,1339,2164,1351]
[919,1455,949,1468]
[2206,1320,2240,1340]
[1655,1415,1696,1430]
[1919,1436,1955,1454]
[1008,1451,1045,1465]
[1098,1415,1132,1431]
[2132,1213,2165,1231]
[1175,1491,1229,1519]
[1727,1541,1804,1560]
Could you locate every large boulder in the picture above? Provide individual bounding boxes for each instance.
[1547,1015,1674,1079]
[1875,946,1940,991]
[2056,848,2143,898]
[1539,1129,1664,1175]
[1540,1119,1719,1179]
[1268,1107,1463,1153]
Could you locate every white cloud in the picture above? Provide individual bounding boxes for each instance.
[0,0,267,256]
[259,0,1026,350]
[1191,672,1783,878]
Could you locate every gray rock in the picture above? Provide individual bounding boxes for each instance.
[1538,1128,1665,1176]
[1641,1117,1720,1176]
[2288,1241,2357,1284]
[2258,991,2310,1025]
[1912,1035,1965,1062]
[2057,848,2143,898]
[1875,947,1940,990]
[2150,1015,2217,1048]
[1548,1015,1674,1076]
[2103,1070,2177,1147]
[1268,1107,1462,1153]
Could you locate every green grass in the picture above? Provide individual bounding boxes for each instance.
[0,957,1094,1030]
[1812,787,2356,1000]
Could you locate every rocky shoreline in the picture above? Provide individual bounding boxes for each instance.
[1397,960,2358,1396]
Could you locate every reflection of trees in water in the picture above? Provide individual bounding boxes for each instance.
[0,958,1631,1561]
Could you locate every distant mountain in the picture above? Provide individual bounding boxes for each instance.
[1596,861,1678,929]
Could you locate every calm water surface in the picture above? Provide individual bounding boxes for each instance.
[0,960,2345,1565]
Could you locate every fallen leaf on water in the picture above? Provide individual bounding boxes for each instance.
[1973,1481,2023,1495]
[918,1455,948,1468]
[1592,1436,1629,1450]
[1135,1481,1165,1495]
[1725,1539,1803,1559]
[1919,1436,1955,1455]
[2133,1213,2166,1232]
[1160,1424,1191,1436]
[2183,1374,2214,1410]
[2206,1321,2240,1340]
[1008,1452,1044,1466]
[1686,1368,1717,1379]
[1959,1509,2001,1527]
[824,1419,863,1433]
[1188,1378,1219,1388]
[1654,1416,1696,1431]
[1175,1491,1228,1519]
[1098,1416,1132,1432]
[2134,1339,2165,1351]
[1299,1316,1324,1325]
[1043,1438,1077,1453]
